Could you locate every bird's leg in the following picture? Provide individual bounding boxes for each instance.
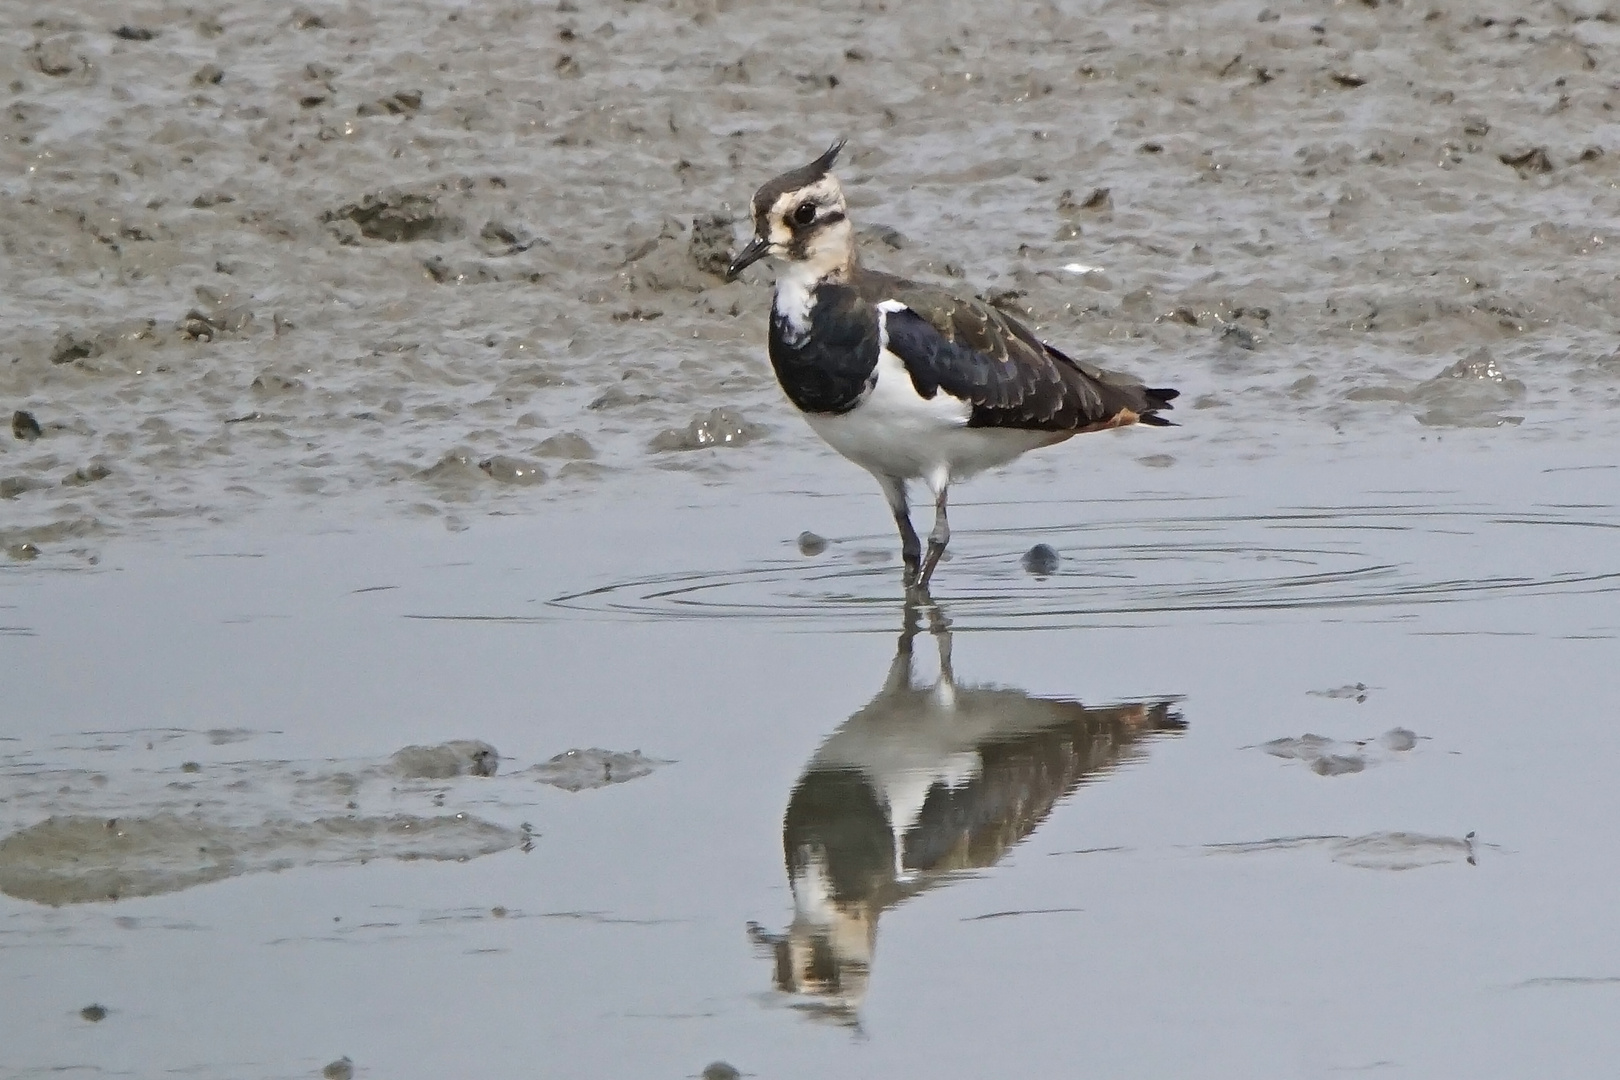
[876,475,922,587]
[918,483,951,587]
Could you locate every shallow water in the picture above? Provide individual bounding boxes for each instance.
[5,0,1620,1076]
[5,446,1620,1078]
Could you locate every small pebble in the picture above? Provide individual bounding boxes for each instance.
[322,1057,354,1080]
[80,1004,108,1022]
[702,1063,741,1080]
[12,410,41,440]
[797,531,828,556]
[1021,543,1060,577]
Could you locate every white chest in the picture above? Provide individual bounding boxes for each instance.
[772,272,817,344]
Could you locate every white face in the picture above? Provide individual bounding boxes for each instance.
[763,176,855,277]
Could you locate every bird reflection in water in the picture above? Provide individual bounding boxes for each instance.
[748,602,1184,1025]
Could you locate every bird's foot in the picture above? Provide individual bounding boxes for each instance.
[918,541,946,588]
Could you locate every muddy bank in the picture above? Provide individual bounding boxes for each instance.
[3,0,1619,560]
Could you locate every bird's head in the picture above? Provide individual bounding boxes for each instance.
[727,140,854,282]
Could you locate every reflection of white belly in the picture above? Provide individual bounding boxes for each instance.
[802,349,1061,482]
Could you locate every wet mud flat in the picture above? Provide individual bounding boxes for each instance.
[4,0,1620,1076]
[2,0,1619,561]
[4,445,1620,1078]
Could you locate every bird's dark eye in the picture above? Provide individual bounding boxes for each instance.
[792,203,817,226]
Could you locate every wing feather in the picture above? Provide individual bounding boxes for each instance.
[871,273,1176,432]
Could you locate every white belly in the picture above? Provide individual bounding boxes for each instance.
[801,348,1059,483]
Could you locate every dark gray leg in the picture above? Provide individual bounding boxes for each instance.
[875,474,922,586]
[918,483,951,587]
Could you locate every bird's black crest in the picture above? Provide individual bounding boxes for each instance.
[751,140,847,225]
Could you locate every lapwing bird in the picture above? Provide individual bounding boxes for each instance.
[728,141,1179,591]
[748,602,1185,1022]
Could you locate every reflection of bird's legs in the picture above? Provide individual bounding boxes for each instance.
[884,601,925,694]
[925,602,955,690]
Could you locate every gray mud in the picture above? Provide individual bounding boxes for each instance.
[4,2,1620,1078]
[4,0,1620,559]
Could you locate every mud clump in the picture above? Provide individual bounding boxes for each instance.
[0,812,522,904]
[12,411,42,441]
[689,214,737,279]
[477,455,546,485]
[30,38,86,77]
[530,432,595,460]
[649,408,762,452]
[323,192,461,243]
[528,748,671,792]
[1412,349,1526,428]
[1260,728,1421,777]
[49,332,100,365]
[388,740,500,778]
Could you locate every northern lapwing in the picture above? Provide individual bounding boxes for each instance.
[728,141,1179,591]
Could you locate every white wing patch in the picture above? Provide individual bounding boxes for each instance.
[869,301,971,427]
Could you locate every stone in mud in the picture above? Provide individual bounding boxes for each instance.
[177,304,253,341]
[1021,543,1060,576]
[648,408,761,452]
[797,530,828,556]
[689,214,736,278]
[529,748,671,792]
[12,411,42,441]
[1500,147,1554,177]
[477,219,537,256]
[322,1058,354,1080]
[356,89,424,116]
[701,1064,741,1080]
[1219,323,1257,350]
[80,1004,108,1022]
[113,26,158,41]
[478,455,547,485]
[323,191,461,243]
